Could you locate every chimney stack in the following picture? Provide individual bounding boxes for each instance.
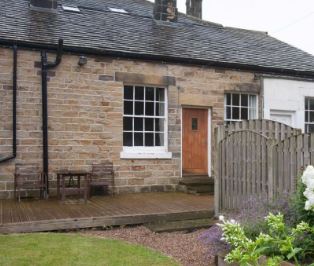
[186,0,202,19]
[30,0,58,12]
[154,0,178,22]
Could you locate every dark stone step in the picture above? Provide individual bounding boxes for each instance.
[145,218,215,233]
[179,176,214,186]
[187,190,213,196]
[187,184,213,192]
[187,185,214,195]
[179,176,214,196]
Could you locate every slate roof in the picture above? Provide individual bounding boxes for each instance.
[1,0,314,76]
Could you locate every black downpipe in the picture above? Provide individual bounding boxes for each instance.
[0,45,17,164]
[41,39,63,196]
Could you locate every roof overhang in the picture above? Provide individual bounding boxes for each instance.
[2,38,314,79]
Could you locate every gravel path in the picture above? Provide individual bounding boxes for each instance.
[83,226,215,266]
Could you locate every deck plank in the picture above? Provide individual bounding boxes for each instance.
[0,192,214,233]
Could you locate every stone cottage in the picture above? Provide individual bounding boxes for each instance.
[1,0,314,199]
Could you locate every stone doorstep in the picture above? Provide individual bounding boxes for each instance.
[179,176,214,186]
[179,176,215,195]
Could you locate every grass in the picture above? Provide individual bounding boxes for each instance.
[0,233,179,266]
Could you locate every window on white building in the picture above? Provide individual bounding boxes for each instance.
[224,93,257,123]
[123,85,167,148]
[305,97,314,133]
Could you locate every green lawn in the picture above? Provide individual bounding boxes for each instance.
[0,233,179,266]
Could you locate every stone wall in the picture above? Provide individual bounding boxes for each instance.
[0,46,261,198]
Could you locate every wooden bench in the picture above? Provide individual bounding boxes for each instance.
[89,162,115,197]
[14,163,45,201]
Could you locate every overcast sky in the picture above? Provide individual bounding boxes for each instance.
[150,0,314,55]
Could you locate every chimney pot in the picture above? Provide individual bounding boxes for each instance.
[186,0,202,19]
[154,0,178,22]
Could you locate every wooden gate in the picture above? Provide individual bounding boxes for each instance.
[217,130,271,210]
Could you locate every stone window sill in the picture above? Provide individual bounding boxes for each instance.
[120,151,172,159]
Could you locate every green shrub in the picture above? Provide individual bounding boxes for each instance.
[219,213,314,265]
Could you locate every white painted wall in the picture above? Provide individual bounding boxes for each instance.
[263,78,314,132]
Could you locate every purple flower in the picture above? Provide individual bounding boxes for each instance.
[199,225,230,257]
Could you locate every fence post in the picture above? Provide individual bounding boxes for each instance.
[267,139,275,201]
[214,141,221,217]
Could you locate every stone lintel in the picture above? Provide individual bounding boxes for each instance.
[115,72,176,86]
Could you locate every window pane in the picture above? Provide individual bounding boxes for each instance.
[249,108,256,119]
[192,118,198,130]
[241,94,248,107]
[308,124,314,133]
[249,95,257,109]
[310,112,314,122]
[310,99,314,110]
[233,94,240,106]
[155,102,165,116]
[123,132,132,146]
[145,118,154,131]
[155,133,164,146]
[241,108,248,120]
[134,133,143,146]
[226,94,231,105]
[124,101,133,115]
[155,118,164,132]
[305,111,309,122]
[145,102,154,116]
[135,86,144,100]
[226,106,231,119]
[135,101,144,115]
[233,107,240,119]
[305,99,309,110]
[146,87,154,101]
[134,117,143,131]
[124,86,133,100]
[145,133,154,146]
[123,117,132,131]
[156,88,165,102]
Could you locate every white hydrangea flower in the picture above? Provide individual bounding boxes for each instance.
[308,194,314,204]
[219,215,225,221]
[301,165,314,186]
[301,166,314,211]
[306,179,314,189]
[305,200,311,211]
[304,188,314,199]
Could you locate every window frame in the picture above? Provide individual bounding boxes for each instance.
[121,84,172,159]
[224,92,258,123]
[305,97,314,133]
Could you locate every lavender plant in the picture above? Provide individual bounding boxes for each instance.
[199,224,229,258]
[226,194,295,239]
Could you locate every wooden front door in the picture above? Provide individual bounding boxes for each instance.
[182,108,208,175]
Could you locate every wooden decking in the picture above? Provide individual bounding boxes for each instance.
[0,192,214,234]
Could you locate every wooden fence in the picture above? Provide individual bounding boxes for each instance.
[272,134,314,196]
[214,119,310,214]
[215,119,301,144]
